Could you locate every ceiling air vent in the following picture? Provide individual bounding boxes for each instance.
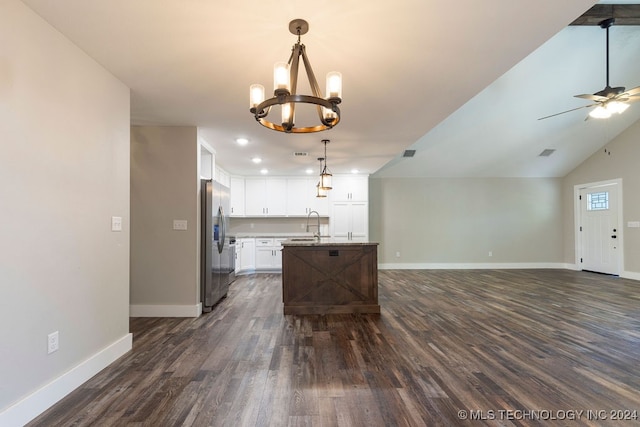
[402,150,416,158]
[293,152,308,157]
[538,149,556,157]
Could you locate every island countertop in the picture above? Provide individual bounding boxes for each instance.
[281,238,379,247]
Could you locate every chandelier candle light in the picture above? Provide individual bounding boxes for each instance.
[249,19,342,133]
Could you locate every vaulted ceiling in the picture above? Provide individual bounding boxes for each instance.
[21,0,640,177]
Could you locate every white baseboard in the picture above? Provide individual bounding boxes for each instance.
[0,333,132,427]
[377,263,640,282]
[378,262,569,270]
[621,270,640,281]
[130,303,202,317]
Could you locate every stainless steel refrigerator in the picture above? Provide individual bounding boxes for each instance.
[201,179,232,312]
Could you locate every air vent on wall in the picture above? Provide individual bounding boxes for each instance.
[403,150,416,158]
[538,149,556,157]
[293,152,308,157]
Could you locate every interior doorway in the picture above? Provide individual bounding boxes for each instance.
[575,179,622,276]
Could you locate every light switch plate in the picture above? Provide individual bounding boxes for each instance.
[173,220,188,231]
[111,216,122,232]
[627,221,640,228]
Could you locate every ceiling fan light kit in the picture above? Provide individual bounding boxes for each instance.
[539,18,640,121]
[249,19,342,133]
[589,100,629,119]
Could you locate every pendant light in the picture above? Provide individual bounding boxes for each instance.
[316,157,328,198]
[319,139,332,190]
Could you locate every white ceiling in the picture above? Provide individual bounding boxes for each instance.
[21,0,640,178]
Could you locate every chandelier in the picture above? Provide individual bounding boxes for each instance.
[319,139,332,190]
[249,19,342,133]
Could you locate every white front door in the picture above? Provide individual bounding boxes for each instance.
[579,183,620,275]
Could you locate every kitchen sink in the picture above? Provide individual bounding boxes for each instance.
[290,238,317,241]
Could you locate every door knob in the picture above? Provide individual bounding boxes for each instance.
[611,235,617,239]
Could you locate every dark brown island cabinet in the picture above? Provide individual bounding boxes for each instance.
[281,239,380,315]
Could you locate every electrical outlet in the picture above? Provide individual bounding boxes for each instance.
[488,251,493,257]
[48,331,59,354]
[111,216,122,232]
[173,220,188,230]
[396,251,401,258]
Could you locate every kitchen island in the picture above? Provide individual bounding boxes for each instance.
[281,239,380,315]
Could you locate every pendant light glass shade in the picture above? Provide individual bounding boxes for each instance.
[316,182,328,198]
[320,169,332,190]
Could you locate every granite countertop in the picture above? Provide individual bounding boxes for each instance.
[234,232,315,238]
[281,238,379,246]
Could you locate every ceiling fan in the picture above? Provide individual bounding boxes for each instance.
[538,18,640,121]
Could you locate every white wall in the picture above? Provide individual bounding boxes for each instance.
[0,1,131,424]
[369,177,564,267]
[563,119,640,277]
[130,126,200,317]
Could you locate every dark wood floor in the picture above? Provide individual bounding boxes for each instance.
[28,270,640,426]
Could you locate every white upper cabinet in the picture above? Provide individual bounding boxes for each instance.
[229,176,245,216]
[215,166,230,187]
[286,177,329,216]
[244,178,287,216]
[331,175,368,202]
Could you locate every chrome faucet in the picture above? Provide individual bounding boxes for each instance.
[306,210,321,239]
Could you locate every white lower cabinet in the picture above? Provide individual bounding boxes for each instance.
[237,238,255,272]
[255,238,285,269]
[331,202,368,241]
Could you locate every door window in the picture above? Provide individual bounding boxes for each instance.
[587,191,609,211]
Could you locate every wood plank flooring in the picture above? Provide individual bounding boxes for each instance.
[28,269,640,426]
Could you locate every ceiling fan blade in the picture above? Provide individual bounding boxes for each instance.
[574,93,608,102]
[622,86,640,96]
[537,103,598,121]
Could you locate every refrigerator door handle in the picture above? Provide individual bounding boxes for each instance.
[217,206,225,254]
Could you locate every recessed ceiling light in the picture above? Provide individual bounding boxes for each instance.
[252,157,262,164]
[236,138,249,146]
[351,169,359,174]
[260,168,268,174]
[305,168,313,174]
